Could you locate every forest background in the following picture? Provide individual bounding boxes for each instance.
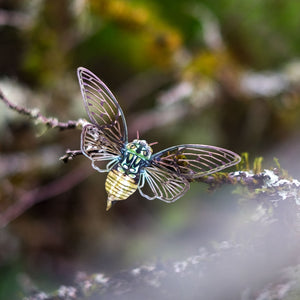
[1,0,300,299]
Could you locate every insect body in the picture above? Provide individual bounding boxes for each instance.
[105,140,152,210]
[77,67,241,210]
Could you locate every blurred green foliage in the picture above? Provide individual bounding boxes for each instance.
[1,0,300,298]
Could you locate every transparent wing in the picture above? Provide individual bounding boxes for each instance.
[81,124,121,172]
[77,67,128,143]
[138,165,190,203]
[151,144,241,179]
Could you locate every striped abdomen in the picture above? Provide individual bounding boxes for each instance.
[105,169,138,210]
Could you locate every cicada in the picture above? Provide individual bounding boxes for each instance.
[77,67,241,210]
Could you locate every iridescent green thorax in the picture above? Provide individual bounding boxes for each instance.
[117,139,153,178]
[126,139,153,160]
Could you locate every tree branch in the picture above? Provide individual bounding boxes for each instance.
[59,149,84,163]
[0,88,87,130]
[194,170,268,188]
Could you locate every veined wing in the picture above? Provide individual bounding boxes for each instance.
[81,124,121,172]
[139,165,190,203]
[151,144,241,179]
[77,67,128,143]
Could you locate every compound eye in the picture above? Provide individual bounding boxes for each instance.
[142,150,148,157]
[130,144,136,149]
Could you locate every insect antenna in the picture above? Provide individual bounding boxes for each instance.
[136,130,140,139]
[149,141,158,146]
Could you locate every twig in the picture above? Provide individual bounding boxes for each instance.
[60,149,84,163]
[0,88,87,130]
[0,164,92,228]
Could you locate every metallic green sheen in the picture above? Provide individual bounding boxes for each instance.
[119,139,153,175]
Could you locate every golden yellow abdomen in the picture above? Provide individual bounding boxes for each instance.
[105,169,138,210]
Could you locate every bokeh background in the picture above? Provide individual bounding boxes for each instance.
[1,0,300,299]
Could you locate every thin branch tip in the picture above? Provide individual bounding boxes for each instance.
[60,149,83,163]
[0,88,83,131]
